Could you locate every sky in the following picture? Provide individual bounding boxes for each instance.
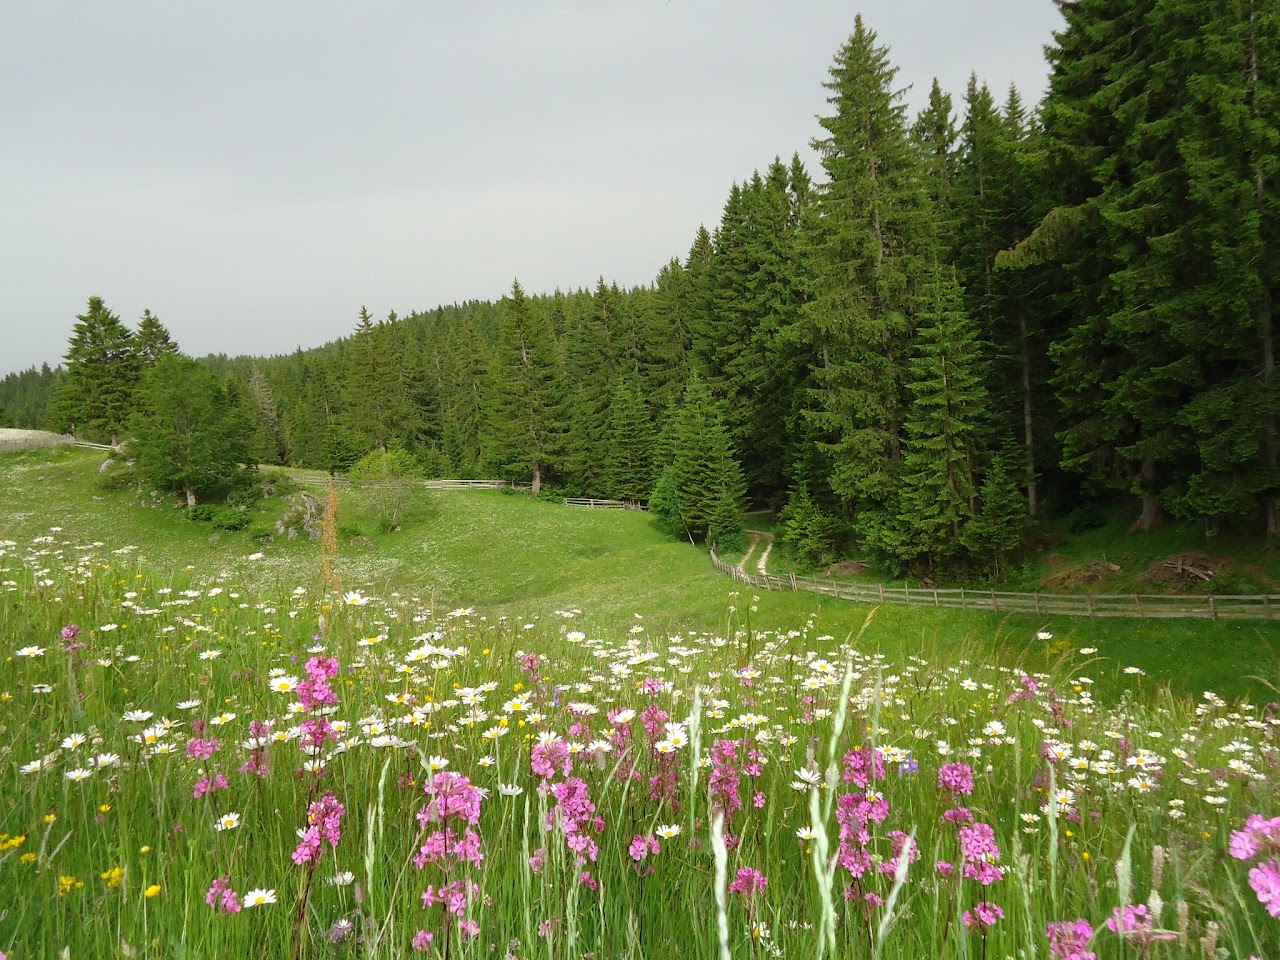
[0,1,1064,376]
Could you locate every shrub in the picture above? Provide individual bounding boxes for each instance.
[348,449,424,533]
[189,504,219,523]
[94,462,136,493]
[211,509,251,532]
[1063,502,1108,534]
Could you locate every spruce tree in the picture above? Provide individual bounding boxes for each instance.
[604,379,655,502]
[804,16,934,525]
[134,309,180,366]
[885,269,988,568]
[129,354,251,507]
[658,374,746,546]
[49,296,140,444]
[486,280,566,494]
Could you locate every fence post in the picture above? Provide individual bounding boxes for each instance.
[990,587,998,612]
[790,572,798,592]
[1133,594,1141,617]
[1034,592,1042,615]
[960,587,966,610]
[904,582,910,604]
[933,590,939,607]
[1266,595,1273,620]
[878,583,885,603]
[1210,595,1218,620]
[1086,595,1095,617]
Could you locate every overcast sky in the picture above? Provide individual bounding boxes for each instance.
[0,1,1063,376]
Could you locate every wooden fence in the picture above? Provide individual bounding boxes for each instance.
[709,549,1280,621]
[0,431,77,453]
[563,498,648,510]
[289,476,532,492]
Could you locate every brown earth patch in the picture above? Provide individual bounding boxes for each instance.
[1043,559,1120,589]
[825,560,870,578]
[1140,552,1223,588]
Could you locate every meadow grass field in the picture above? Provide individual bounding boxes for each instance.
[3,447,1280,958]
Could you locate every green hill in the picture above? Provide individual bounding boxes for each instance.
[2,446,1278,700]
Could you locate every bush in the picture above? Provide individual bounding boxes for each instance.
[648,468,687,540]
[94,463,136,493]
[189,504,219,523]
[348,449,423,533]
[211,509,251,532]
[1063,502,1108,534]
[246,524,274,543]
[779,489,841,571]
[258,468,298,499]
[226,467,265,508]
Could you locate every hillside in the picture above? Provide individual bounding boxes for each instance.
[2,445,1277,700]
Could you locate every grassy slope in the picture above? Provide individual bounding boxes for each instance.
[2,446,1278,699]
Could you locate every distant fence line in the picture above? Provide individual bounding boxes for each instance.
[288,476,533,492]
[563,498,649,511]
[0,432,76,453]
[709,548,1280,621]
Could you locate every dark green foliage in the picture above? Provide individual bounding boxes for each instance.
[134,310,180,366]
[654,375,746,546]
[348,448,424,532]
[604,380,655,502]
[49,297,140,443]
[962,453,1030,576]
[876,269,989,568]
[128,354,253,507]
[484,280,567,495]
[779,488,842,571]
[803,16,935,519]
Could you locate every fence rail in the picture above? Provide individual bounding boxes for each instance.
[288,476,533,492]
[563,498,648,510]
[709,549,1280,621]
[0,432,78,453]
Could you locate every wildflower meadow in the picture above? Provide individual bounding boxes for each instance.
[2,531,1279,959]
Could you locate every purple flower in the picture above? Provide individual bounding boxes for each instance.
[938,762,974,796]
[1047,918,1096,960]
[963,902,1004,928]
[1249,859,1280,917]
[728,867,768,898]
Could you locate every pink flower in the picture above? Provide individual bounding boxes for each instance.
[292,793,344,866]
[531,739,572,779]
[963,902,1004,928]
[728,867,768,898]
[938,763,974,796]
[1047,918,1096,960]
[1249,859,1280,917]
[411,930,434,952]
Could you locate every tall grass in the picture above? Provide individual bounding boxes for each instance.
[0,529,1278,958]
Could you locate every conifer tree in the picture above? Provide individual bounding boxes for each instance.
[880,269,988,568]
[604,379,655,502]
[129,354,251,507]
[657,375,746,546]
[344,306,417,454]
[804,16,934,524]
[49,296,140,444]
[486,280,566,494]
[134,309,180,366]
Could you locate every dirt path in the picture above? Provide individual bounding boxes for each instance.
[755,532,773,575]
[736,532,761,573]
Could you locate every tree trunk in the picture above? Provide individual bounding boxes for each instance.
[531,460,542,497]
[1018,302,1038,519]
[1129,459,1163,532]
[185,485,197,509]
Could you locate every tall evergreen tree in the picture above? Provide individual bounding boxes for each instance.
[604,379,655,502]
[883,269,989,567]
[134,309,180,366]
[48,296,140,444]
[486,280,566,494]
[803,16,934,525]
